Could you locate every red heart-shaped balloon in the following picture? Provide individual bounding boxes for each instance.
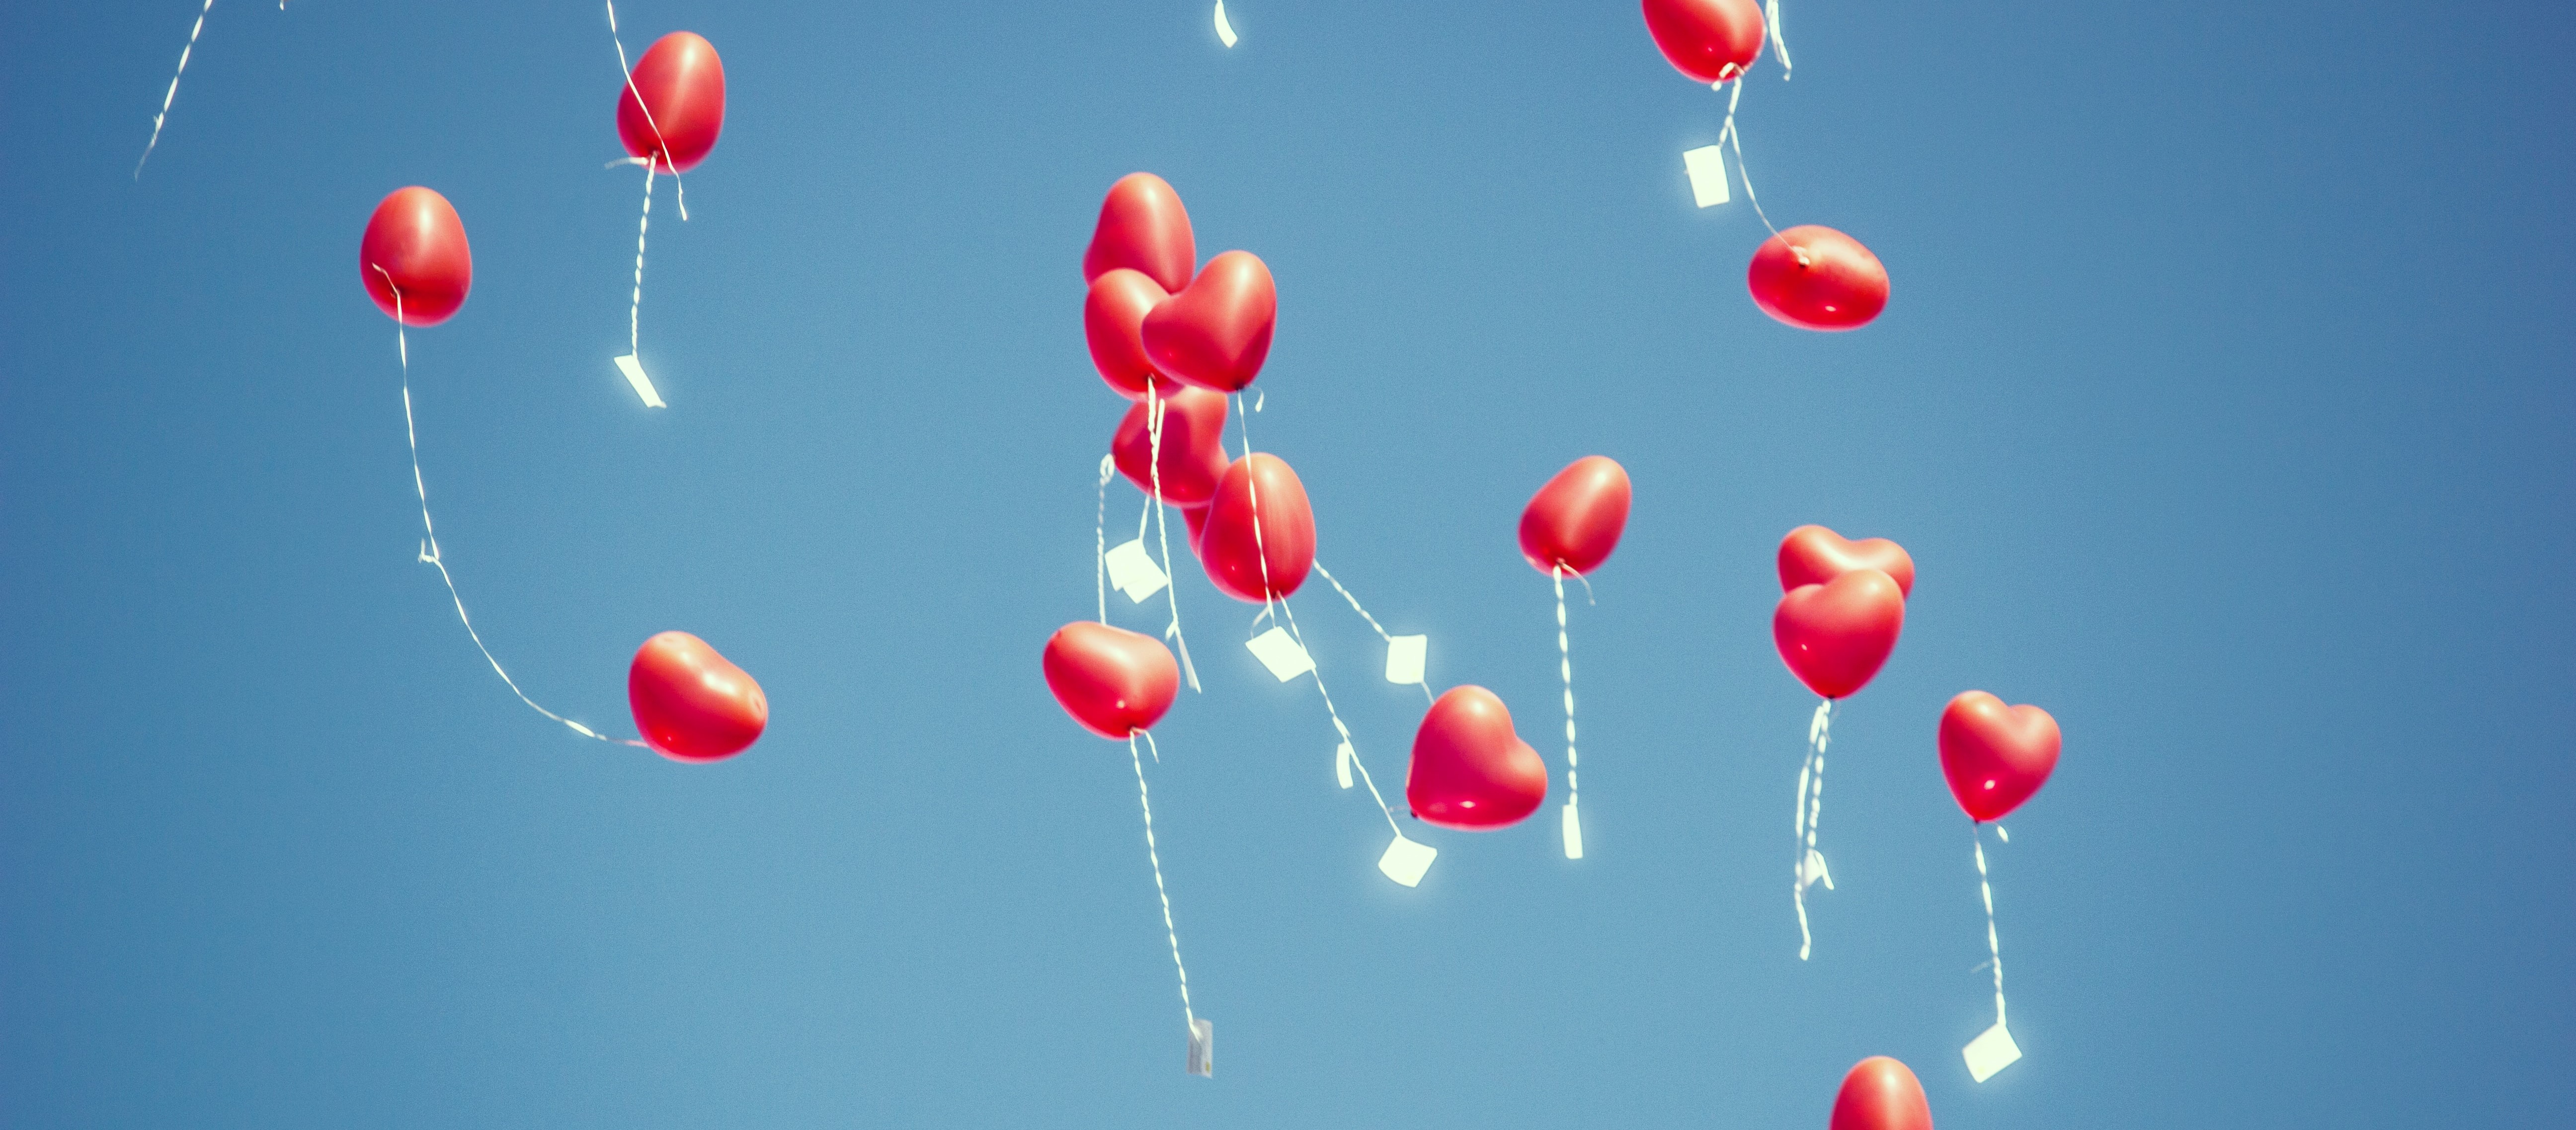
[1830,1056,1932,1130]
[1112,385,1233,508]
[359,187,473,326]
[1519,455,1633,576]
[1199,452,1314,603]
[1642,0,1768,84]
[616,31,726,173]
[1939,691,2061,822]
[1773,569,1905,699]
[1142,250,1277,393]
[1748,225,1889,331]
[1083,269,1171,401]
[1407,686,1547,830]
[1043,622,1179,739]
[628,631,768,763]
[1778,524,1915,597]
[1083,172,1196,295]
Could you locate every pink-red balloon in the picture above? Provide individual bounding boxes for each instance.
[1830,1056,1933,1130]
[1112,386,1233,507]
[1939,691,2061,822]
[1643,0,1767,83]
[1198,452,1314,603]
[628,631,768,763]
[1142,250,1277,393]
[1748,225,1889,331]
[1773,569,1905,699]
[1520,455,1632,576]
[1085,269,1172,400]
[1407,686,1547,830]
[1043,621,1180,738]
[1084,172,1197,296]
[1778,525,1915,597]
[617,32,725,174]
[359,187,473,326]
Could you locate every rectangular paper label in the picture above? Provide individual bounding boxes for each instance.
[1104,539,1169,603]
[1383,634,1427,685]
[1963,1021,2022,1083]
[1683,145,1731,208]
[1378,833,1437,888]
[1187,1017,1214,1077]
[613,354,667,408]
[1244,626,1314,681]
[1335,741,1354,789]
[1561,801,1584,859]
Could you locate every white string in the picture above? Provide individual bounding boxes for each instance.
[1310,560,1433,706]
[1143,382,1201,692]
[375,266,644,749]
[1792,697,1832,960]
[1553,565,1580,811]
[629,163,653,357]
[1767,0,1792,79]
[136,0,217,178]
[1129,730,1196,1031]
[1095,455,1114,624]
[1973,823,2007,1026]
[1715,80,1784,242]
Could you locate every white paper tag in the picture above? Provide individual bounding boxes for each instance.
[1244,626,1314,681]
[1187,1017,1214,1076]
[1104,538,1170,603]
[1335,741,1354,789]
[1212,0,1238,47]
[1962,1021,2022,1083]
[1683,145,1731,208]
[1382,634,1427,685]
[614,354,667,408]
[1560,801,1584,859]
[1798,848,1833,890]
[1377,833,1437,887]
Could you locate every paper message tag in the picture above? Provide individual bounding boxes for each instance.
[1377,833,1437,887]
[1335,741,1354,789]
[1244,626,1314,681]
[1962,1021,2022,1083]
[1683,145,1731,208]
[1383,634,1427,685]
[1561,801,1584,859]
[1104,539,1170,603]
[1212,0,1238,47]
[1187,1017,1214,1077]
[613,354,667,408]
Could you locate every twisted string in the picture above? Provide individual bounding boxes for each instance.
[136,0,217,178]
[1128,730,1196,1032]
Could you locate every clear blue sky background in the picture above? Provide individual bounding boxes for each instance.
[3,1,2570,1126]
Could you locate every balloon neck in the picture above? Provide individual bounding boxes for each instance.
[1792,246,1814,268]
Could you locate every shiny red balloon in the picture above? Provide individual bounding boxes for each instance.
[1199,452,1314,603]
[1084,268,1172,400]
[1773,569,1905,699]
[1830,1056,1933,1130]
[617,32,725,173]
[1407,686,1548,830]
[1939,691,2061,822]
[628,631,768,763]
[1112,385,1233,507]
[1083,172,1197,295]
[1042,621,1180,739]
[1142,250,1277,393]
[1643,0,1767,83]
[359,187,473,326]
[1748,225,1889,331]
[1520,455,1632,576]
[1778,525,1915,597]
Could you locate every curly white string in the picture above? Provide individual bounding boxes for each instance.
[136,0,218,178]
[1974,823,2008,1028]
[1128,730,1196,1033]
[1793,697,1833,959]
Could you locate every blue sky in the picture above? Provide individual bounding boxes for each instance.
[2,1,2571,1126]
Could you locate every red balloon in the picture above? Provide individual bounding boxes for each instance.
[1830,1056,1933,1130]
[1407,686,1547,830]
[1939,691,2061,822]
[628,631,768,763]
[1142,250,1277,393]
[1042,621,1180,739]
[359,187,473,326]
[1181,501,1212,559]
[1778,525,1915,597]
[1199,452,1314,603]
[1773,569,1905,699]
[1748,225,1889,331]
[1112,385,1233,507]
[1520,455,1633,576]
[1083,172,1197,295]
[1642,0,1767,83]
[617,32,725,173]
[1085,269,1172,400]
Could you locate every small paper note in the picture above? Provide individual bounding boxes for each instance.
[1963,1021,2022,1083]
[1378,833,1437,887]
[1799,848,1833,891]
[1244,626,1313,681]
[1104,539,1169,603]
[613,354,667,408]
[1561,801,1584,859]
[1684,145,1731,208]
[1383,634,1427,685]
[1335,741,1354,789]
[1187,1017,1214,1077]
[1212,0,1238,47]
